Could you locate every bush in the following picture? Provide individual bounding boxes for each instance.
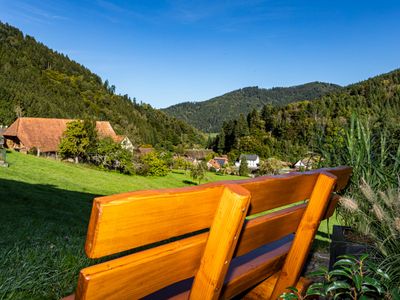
[258,157,283,175]
[92,137,134,174]
[139,152,169,176]
[172,156,190,170]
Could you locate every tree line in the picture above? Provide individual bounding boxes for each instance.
[0,22,205,149]
[163,83,342,132]
[210,69,400,164]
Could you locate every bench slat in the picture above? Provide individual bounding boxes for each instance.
[207,172,319,215]
[270,172,336,298]
[234,204,307,257]
[143,236,293,300]
[85,186,225,258]
[77,233,208,300]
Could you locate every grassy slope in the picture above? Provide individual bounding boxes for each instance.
[0,151,336,299]
[0,152,243,299]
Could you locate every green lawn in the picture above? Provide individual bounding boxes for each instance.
[0,151,338,299]
[0,151,244,299]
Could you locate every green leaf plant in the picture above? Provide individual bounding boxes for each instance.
[280,254,394,300]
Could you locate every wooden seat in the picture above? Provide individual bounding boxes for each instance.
[68,166,351,300]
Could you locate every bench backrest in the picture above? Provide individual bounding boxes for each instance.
[74,166,351,299]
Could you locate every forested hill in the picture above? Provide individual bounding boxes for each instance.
[163,82,342,132]
[212,68,400,162]
[0,22,204,148]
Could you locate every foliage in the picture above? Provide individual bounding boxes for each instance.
[59,120,90,163]
[92,137,134,174]
[211,69,400,163]
[339,182,400,291]
[280,255,392,300]
[172,156,192,170]
[190,161,207,184]
[238,157,249,176]
[258,157,284,175]
[164,83,341,132]
[138,152,170,176]
[339,116,400,190]
[0,22,205,148]
[330,115,400,291]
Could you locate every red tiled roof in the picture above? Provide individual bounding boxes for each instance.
[3,117,120,152]
[207,159,221,170]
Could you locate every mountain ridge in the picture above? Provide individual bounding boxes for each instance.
[163,82,342,132]
[211,68,400,161]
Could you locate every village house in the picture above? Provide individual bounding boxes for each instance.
[207,159,221,171]
[207,155,229,171]
[235,154,260,170]
[184,149,214,164]
[3,117,132,156]
[294,153,323,170]
[213,155,228,167]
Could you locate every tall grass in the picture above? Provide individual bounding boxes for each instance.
[324,115,400,291]
[343,115,400,189]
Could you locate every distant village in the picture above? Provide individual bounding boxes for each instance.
[0,117,320,175]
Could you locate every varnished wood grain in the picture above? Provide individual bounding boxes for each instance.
[69,166,351,300]
[77,233,208,300]
[190,185,251,299]
[323,166,352,191]
[77,185,251,300]
[234,204,307,257]
[243,273,312,299]
[220,238,292,299]
[270,172,337,299]
[85,185,226,258]
[323,194,341,220]
[205,173,319,215]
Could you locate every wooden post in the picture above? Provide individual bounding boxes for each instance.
[269,172,336,299]
[190,185,251,300]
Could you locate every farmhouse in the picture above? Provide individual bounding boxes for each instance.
[3,117,132,155]
[235,154,260,170]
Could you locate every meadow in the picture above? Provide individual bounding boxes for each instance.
[0,151,335,299]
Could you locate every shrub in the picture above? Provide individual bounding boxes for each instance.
[93,137,134,174]
[258,157,283,175]
[172,156,191,170]
[139,152,169,176]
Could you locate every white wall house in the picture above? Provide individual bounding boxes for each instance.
[235,154,260,170]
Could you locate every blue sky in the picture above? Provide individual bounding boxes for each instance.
[0,0,399,108]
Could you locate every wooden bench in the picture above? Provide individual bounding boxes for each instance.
[67,166,351,300]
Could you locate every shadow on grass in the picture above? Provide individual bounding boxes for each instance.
[0,178,101,300]
[182,179,197,185]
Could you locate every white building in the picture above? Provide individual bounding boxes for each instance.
[235,154,260,170]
